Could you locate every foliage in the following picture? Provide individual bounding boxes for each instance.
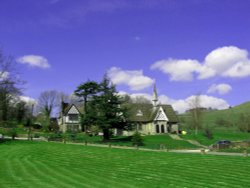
[203,127,213,140]
[131,131,144,146]
[215,117,233,128]
[0,50,23,127]
[237,113,250,132]
[83,76,129,141]
[74,80,99,132]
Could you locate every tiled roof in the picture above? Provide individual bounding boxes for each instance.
[63,103,84,115]
[124,103,178,123]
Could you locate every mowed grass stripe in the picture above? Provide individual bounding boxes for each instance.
[26,144,139,188]
[23,157,80,188]
[1,141,250,188]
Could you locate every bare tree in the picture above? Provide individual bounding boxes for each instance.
[188,94,203,135]
[37,90,60,129]
[0,49,23,126]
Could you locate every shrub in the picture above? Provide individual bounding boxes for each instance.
[215,117,233,127]
[203,127,213,140]
[131,131,144,146]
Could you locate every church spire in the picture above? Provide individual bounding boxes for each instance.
[152,83,158,107]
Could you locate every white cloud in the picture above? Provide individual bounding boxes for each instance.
[204,46,250,78]
[107,67,154,91]
[204,46,247,73]
[151,46,250,81]
[151,58,201,81]
[119,91,229,114]
[168,95,229,114]
[20,96,37,104]
[222,61,250,77]
[17,55,50,69]
[207,83,232,95]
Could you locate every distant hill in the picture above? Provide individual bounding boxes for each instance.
[178,101,250,130]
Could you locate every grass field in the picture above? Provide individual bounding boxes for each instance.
[179,101,250,130]
[45,133,199,149]
[1,140,250,188]
[180,130,250,146]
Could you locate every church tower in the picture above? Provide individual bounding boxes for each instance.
[152,83,158,108]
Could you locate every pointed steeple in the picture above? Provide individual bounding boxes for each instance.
[152,83,158,108]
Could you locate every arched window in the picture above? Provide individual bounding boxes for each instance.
[161,125,165,133]
[156,124,160,133]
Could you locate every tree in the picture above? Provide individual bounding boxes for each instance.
[237,113,250,132]
[74,81,99,132]
[37,90,60,131]
[88,76,128,141]
[188,95,203,135]
[0,50,23,127]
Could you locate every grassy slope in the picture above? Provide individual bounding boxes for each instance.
[202,101,250,128]
[180,130,250,146]
[178,101,250,146]
[1,140,250,188]
[179,101,250,129]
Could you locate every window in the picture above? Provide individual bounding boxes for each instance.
[68,114,79,122]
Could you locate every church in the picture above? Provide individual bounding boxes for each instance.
[119,85,179,136]
[58,85,179,135]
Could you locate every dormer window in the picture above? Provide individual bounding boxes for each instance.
[136,109,143,116]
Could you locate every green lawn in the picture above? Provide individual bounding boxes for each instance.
[75,134,198,149]
[142,135,198,149]
[45,133,199,149]
[180,130,250,146]
[1,140,250,188]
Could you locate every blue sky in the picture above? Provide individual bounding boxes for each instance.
[1,0,250,113]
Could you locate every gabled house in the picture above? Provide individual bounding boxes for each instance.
[120,85,179,136]
[58,102,83,133]
[58,85,179,135]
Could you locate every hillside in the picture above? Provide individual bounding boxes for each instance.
[179,101,250,130]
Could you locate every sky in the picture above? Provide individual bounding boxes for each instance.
[1,0,250,113]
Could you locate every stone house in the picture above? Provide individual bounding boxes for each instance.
[58,86,179,134]
[58,103,83,133]
[119,86,179,136]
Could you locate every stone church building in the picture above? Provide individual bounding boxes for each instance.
[58,86,179,135]
[120,86,179,135]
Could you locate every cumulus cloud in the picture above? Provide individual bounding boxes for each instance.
[119,91,229,114]
[151,46,250,81]
[207,83,232,95]
[204,46,250,78]
[17,55,50,69]
[151,59,201,81]
[20,96,37,104]
[160,94,229,114]
[107,67,154,91]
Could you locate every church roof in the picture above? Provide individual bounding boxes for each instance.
[125,103,178,123]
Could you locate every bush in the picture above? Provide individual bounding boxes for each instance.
[203,128,213,139]
[215,117,233,128]
[131,131,144,146]
[7,128,17,140]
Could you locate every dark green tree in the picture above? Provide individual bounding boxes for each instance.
[15,101,27,124]
[74,80,99,132]
[88,76,128,141]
